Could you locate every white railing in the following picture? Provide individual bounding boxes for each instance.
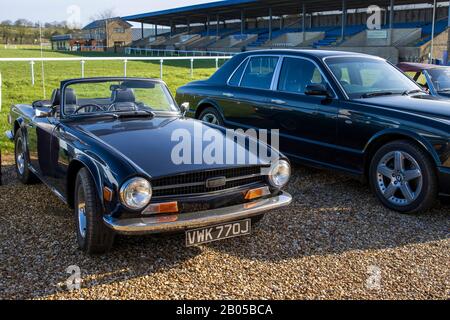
[0,55,233,112]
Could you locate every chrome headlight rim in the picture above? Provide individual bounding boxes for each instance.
[268,159,291,189]
[119,177,152,210]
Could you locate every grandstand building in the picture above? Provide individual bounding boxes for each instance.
[123,0,450,64]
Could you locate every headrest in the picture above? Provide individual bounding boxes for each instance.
[112,88,135,103]
[65,88,77,105]
[50,89,61,106]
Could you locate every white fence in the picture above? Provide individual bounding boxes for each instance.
[0,55,232,112]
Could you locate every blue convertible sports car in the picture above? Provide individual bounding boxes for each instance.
[6,77,292,254]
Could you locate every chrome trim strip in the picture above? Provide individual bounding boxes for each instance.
[103,191,292,235]
[226,56,249,87]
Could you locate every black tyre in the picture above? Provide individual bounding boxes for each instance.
[369,140,437,214]
[74,168,115,254]
[14,129,38,184]
[198,107,225,126]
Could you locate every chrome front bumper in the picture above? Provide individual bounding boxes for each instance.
[103,191,292,235]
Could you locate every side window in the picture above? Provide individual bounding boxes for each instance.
[277,57,325,94]
[240,56,279,90]
[228,59,248,86]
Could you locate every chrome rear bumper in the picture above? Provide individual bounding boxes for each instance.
[103,191,292,235]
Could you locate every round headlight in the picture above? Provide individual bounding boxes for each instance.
[268,160,291,188]
[120,177,152,210]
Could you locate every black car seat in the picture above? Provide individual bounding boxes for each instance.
[110,88,137,111]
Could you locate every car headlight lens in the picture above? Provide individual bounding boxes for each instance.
[120,177,152,210]
[268,160,291,188]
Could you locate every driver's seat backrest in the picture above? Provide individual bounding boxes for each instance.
[50,89,61,107]
[64,88,78,115]
[112,88,135,103]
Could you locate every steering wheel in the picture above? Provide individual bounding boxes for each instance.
[107,103,138,112]
[73,104,105,114]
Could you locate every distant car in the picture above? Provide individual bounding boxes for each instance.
[6,77,292,254]
[397,62,450,99]
[176,49,450,214]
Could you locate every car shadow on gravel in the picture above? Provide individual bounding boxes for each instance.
[206,164,450,262]
[1,161,449,299]
[0,162,203,298]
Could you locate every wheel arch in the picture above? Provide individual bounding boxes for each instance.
[194,99,224,119]
[363,129,440,178]
[66,156,103,209]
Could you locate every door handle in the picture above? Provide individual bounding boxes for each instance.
[271,99,286,105]
[223,93,234,98]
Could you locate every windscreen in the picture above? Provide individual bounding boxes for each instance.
[325,57,420,99]
[63,80,179,115]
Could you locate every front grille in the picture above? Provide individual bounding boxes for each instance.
[152,166,266,197]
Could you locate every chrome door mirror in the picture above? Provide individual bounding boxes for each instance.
[179,102,190,117]
[34,108,52,118]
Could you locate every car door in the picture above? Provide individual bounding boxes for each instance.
[27,108,59,180]
[259,56,339,166]
[219,55,280,130]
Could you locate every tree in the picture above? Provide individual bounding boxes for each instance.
[0,20,12,44]
[14,19,31,44]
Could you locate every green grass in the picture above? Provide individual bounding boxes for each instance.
[0,47,227,153]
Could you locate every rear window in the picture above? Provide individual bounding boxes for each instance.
[228,59,248,86]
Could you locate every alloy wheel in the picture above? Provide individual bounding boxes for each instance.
[16,137,25,175]
[376,150,423,206]
[201,113,219,125]
[77,185,87,238]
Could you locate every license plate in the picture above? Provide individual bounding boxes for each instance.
[185,219,251,247]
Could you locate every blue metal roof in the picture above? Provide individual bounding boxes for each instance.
[123,0,436,26]
[123,0,257,21]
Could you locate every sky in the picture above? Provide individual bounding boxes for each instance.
[0,0,222,27]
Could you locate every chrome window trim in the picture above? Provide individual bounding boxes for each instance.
[275,55,338,99]
[226,56,250,87]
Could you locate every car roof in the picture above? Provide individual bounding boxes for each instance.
[397,62,447,72]
[242,49,376,59]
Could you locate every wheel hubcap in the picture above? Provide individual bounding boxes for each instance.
[16,137,25,175]
[376,150,423,206]
[202,113,219,125]
[77,187,87,238]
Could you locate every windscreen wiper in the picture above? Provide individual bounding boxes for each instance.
[402,89,426,96]
[361,91,394,98]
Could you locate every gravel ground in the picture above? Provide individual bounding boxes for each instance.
[0,155,449,300]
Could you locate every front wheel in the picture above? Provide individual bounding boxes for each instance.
[369,140,437,214]
[74,168,115,254]
[14,129,38,184]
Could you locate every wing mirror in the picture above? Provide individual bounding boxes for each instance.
[305,84,331,97]
[34,108,52,118]
[179,102,190,117]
